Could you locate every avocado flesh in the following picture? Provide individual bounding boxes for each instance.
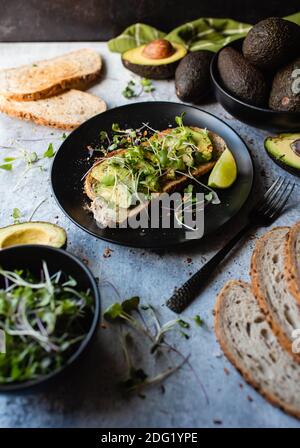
[0,222,67,249]
[122,42,187,79]
[265,134,300,171]
[91,127,213,210]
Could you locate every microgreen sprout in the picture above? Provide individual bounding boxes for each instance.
[122,78,155,99]
[0,263,93,383]
[103,298,206,396]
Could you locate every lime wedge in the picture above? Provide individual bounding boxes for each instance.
[208,148,237,189]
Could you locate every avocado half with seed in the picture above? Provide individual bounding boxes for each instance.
[0,222,67,249]
[122,39,187,79]
[264,134,300,176]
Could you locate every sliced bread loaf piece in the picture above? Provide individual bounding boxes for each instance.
[0,48,102,101]
[215,280,300,420]
[285,221,300,303]
[251,227,300,362]
[0,89,106,130]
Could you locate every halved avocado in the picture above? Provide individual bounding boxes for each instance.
[0,222,67,249]
[264,134,300,176]
[122,39,187,79]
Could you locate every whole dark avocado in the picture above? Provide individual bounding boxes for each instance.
[269,57,300,112]
[242,17,300,72]
[217,47,268,107]
[122,39,187,79]
[175,51,213,103]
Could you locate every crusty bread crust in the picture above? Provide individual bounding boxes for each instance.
[0,48,102,101]
[250,227,300,363]
[214,280,300,420]
[285,221,300,304]
[0,89,106,130]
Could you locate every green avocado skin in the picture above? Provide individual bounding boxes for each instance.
[122,58,180,79]
[242,17,300,72]
[175,51,213,103]
[218,47,268,107]
[269,57,300,112]
[264,134,300,176]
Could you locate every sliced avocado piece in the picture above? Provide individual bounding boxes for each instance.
[0,222,67,249]
[264,134,300,175]
[93,183,132,209]
[122,39,187,79]
[186,127,213,162]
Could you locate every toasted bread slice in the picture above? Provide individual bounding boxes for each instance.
[215,280,300,420]
[0,89,106,130]
[250,227,300,362]
[85,129,225,201]
[0,48,102,101]
[285,221,300,304]
[84,128,226,226]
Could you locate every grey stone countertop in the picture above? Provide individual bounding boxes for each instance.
[0,42,299,428]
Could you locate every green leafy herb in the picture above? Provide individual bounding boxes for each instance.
[0,163,13,171]
[140,78,155,93]
[178,319,190,329]
[122,80,137,99]
[0,262,93,384]
[122,296,140,313]
[194,315,203,326]
[12,208,21,224]
[43,143,55,158]
[3,157,16,162]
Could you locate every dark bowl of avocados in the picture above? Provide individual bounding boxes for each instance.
[210,39,300,132]
[0,244,100,392]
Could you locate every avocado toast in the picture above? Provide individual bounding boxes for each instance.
[84,117,231,227]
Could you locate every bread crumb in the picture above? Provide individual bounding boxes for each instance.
[103,248,113,258]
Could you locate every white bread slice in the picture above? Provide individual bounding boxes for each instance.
[215,280,300,420]
[285,221,300,304]
[0,49,102,101]
[0,89,106,130]
[251,227,300,362]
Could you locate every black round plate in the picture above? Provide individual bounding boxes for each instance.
[51,102,254,249]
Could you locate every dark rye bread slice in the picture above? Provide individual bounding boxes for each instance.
[251,227,300,363]
[215,280,300,420]
[0,48,102,101]
[0,89,106,130]
[84,128,225,225]
[285,221,300,304]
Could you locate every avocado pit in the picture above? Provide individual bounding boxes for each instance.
[142,39,175,60]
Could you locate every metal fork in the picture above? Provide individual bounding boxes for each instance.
[166,177,295,314]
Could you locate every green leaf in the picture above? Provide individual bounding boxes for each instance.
[122,296,140,313]
[178,319,190,329]
[140,78,151,86]
[12,208,21,223]
[27,152,39,164]
[0,163,13,171]
[103,302,123,321]
[3,157,16,162]
[194,314,203,326]
[175,112,186,127]
[43,143,55,158]
[112,123,120,132]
